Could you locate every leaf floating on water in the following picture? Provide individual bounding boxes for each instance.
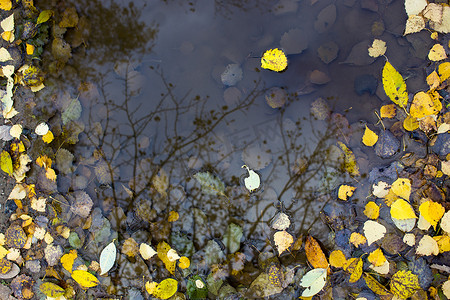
[273,230,293,255]
[37,10,53,24]
[300,268,327,297]
[368,39,386,58]
[382,61,408,108]
[242,165,260,192]
[362,126,378,146]
[61,97,82,125]
[271,212,290,231]
[305,235,328,269]
[337,141,360,176]
[428,44,447,61]
[338,184,356,201]
[99,241,116,275]
[71,270,99,288]
[261,48,288,72]
[193,171,225,196]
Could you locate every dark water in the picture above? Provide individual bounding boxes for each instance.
[38,0,430,297]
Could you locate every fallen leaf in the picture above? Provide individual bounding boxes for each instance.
[60,249,77,273]
[338,184,356,200]
[403,115,419,131]
[300,268,327,297]
[344,257,363,283]
[426,70,440,90]
[403,233,415,246]
[274,230,293,255]
[438,62,450,82]
[440,211,450,234]
[167,248,180,262]
[9,124,22,139]
[337,141,360,176]
[157,241,176,274]
[153,168,169,197]
[372,181,390,198]
[428,44,447,61]
[139,243,157,260]
[363,220,386,246]
[362,126,378,146]
[261,48,288,72]
[0,13,13,32]
[404,0,427,16]
[368,248,387,267]
[419,199,445,230]
[37,10,53,24]
[153,278,178,299]
[271,212,290,231]
[42,130,54,143]
[0,0,12,11]
[380,104,396,118]
[145,281,158,295]
[39,282,65,298]
[404,15,425,35]
[364,273,391,296]
[349,232,367,247]
[364,201,380,219]
[329,250,347,268]
[416,235,439,256]
[178,256,190,269]
[391,178,411,200]
[382,61,408,108]
[0,47,11,61]
[391,199,416,219]
[71,269,99,288]
[390,270,421,299]
[423,3,443,24]
[99,241,116,275]
[34,123,49,136]
[433,235,450,253]
[430,5,450,33]
[193,171,225,196]
[368,39,386,58]
[305,235,328,269]
[242,165,261,192]
[443,279,450,299]
[168,211,179,222]
[370,260,390,275]
[7,184,26,200]
[410,91,439,118]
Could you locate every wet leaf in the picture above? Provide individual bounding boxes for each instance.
[427,71,440,90]
[242,165,260,192]
[438,62,450,82]
[443,280,450,299]
[349,232,367,247]
[145,281,158,295]
[380,104,396,118]
[403,115,419,131]
[0,0,12,11]
[338,184,356,201]
[273,230,293,255]
[305,235,328,269]
[329,250,346,268]
[372,181,390,198]
[100,241,116,275]
[416,235,439,256]
[440,211,450,234]
[139,243,157,260]
[363,220,386,245]
[71,270,99,288]
[1,150,13,175]
[404,15,425,35]
[157,241,176,274]
[362,126,378,146]
[391,178,411,200]
[300,268,327,297]
[61,97,81,125]
[0,13,13,32]
[39,282,65,297]
[404,0,427,16]
[337,141,360,176]
[37,10,53,24]
[42,130,54,143]
[364,201,380,219]
[271,212,290,231]
[168,211,179,222]
[419,199,445,230]
[390,270,421,299]
[261,48,287,72]
[193,171,225,196]
[368,248,386,267]
[363,273,391,296]
[433,235,450,253]
[403,233,415,246]
[410,91,439,119]
[9,124,22,139]
[0,47,11,61]
[0,125,13,141]
[153,168,169,197]
[391,199,416,219]
[428,44,447,61]
[392,217,416,232]
[153,278,178,299]
[59,7,79,28]
[60,249,77,273]
[344,258,363,283]
[178,256,190,269]
[382,61,408,108]
[34,122,49,136]
[368,39,386,58]
[222,223,243,254]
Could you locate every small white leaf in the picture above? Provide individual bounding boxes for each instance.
[272,212,290,231]
[242,165,260,192]
[363,220,386,246]
[0,14,14,32]
[35,122,49,136]
[7,184,26,200]
[99,241,116,275]
[167,248,180,262]
[139,243,157,260]
[300,268,327,297]
[0,48,12,62]
[9,124,22,139]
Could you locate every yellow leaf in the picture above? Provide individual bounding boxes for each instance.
[433,235,450,253]
[36,155,52,169]
[403,115,419,131]
[363,273,391,296]
[367,248,387,267]
[42,130,54,143]
[438,62,450,82]
[261,48,288,72]
[157,241,176,274]
[37,10,53,24]
[430,31,438,40]
[419,199,445,230]
[305,235,328,269]
[364,201,380,220]
[46,168,57,181]
[338,184,356,201]
[380,104,396,118]
[168,211,179,222]
[153,278,178,299]
[391,199,416,220]
[329,250,347,268]
[427,70,440,90]
[428,44,447,61]
[390,270,421,299]
[0,0,11,11]
[60,249,77,273]
[39,282,65,297]
[382,61,408,108]
[344,257,363,283]
[178,256,190,269]
[362,126,378,146]
[391,178,411,200]
[349,232,367,247]
[410,91,439,118]
[1,31,11,42]
[337,141,360,176]
[1,150,13,176]
[273,230,293,255]
[145,281,158,295]
[26,43,34,55]
[71,270,99,288]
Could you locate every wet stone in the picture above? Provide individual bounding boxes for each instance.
[381,233,407,255]
[375,130,400,158]
[431,133,450,156]
[25,260,41,273]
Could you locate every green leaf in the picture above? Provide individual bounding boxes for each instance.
[153,278,178,299]
[37,10,53,24]
[0,150,13,176]
[382,61,408,108]
[193,171,225,196]
[62,97,82,125]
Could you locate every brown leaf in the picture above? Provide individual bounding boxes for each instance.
[305,235,328,269]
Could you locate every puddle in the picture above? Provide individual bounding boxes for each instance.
[32,0,434,297]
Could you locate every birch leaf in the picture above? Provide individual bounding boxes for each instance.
[300,268,327,297]
[382,61,408,108]
[416,235,439,256]
[153,278,178,299]
[261,48,288,72]
[193,171,225,196]
[242,165,260,192]
[0,0,12,11]
[391,199,416,220]
[139,243,157,260]
[362,126,378,146]
[419,199,445,230]
[338,184,356,200]
[428,44,447,61]
[390,270,421,299]
[273,230,293,255]
[0,13,13,32]
[71,270,99,288]
[0,150,13,175]
[364,201,380,220]
[305,235,328,269]
[99,241,116,275]
[368,39,386,58]
[391,178,411,200]
[39,282,65,297]
[363,220,386,245]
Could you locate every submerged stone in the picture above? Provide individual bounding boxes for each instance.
[354,74,377,95]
